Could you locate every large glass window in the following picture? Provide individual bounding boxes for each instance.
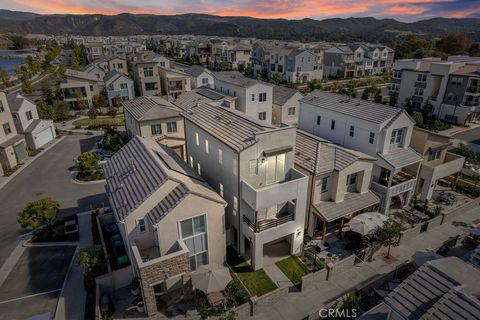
[167,121,177,133]
[180,215,208,270]
[266,153,286,185]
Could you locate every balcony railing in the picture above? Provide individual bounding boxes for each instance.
[243,212,295,233]
[372,171,417,198]
[466,86,478,93]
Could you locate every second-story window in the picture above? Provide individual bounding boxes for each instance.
[427,150,441,161]
[330,120,335,130]
[390,128,404,145]
[369,132,375,144]
[26,111,33,121]
[2,123,11,135]
[258,112,267,121]
[218,149,223,164]
[150,124,161,135]
[321,177,328,192]
[316,115,321,125]
[288,107,296,116]
[393,70,401,79]
[143,67,154,77]
[349,126,355,137]
[259,92,267,102]
[167,121,177,133]
[417,74,427,82]
[346,172,358,186]
[414,87,424,96]
[195,132,199,146]
[137,218,147,232]
[120,83,128,90]
[251,94,255,101]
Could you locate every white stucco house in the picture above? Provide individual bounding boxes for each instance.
[104,71,135,107]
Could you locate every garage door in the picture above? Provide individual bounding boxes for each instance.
[35,127,54,148]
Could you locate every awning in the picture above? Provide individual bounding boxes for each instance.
[263,146,293,157]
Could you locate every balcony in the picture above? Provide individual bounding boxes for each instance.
[466,86,479,94]
[243,203,295,233]
[371,171,417,198]
[241,168,308,210]
[421,152,465,182]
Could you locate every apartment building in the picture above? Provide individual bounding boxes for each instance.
[295,130,380,238]
[272,85,303,125]
[410,127,465,200]
[0,92,27,176]
[133,61,162,96]
[103,136,226,316]
[183,103,308,270]
[158,67,192,99]
[213,71,274,123]
[392,57,480,125]
[7,93,56,150]
[61,69,103,108]
[252,42,323,83]
[298,91,423,212]
[123,96,186,159]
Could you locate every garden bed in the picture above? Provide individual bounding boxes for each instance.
[76,170,105,182]
[31,219,79,242]
[299,250,326,272]
[275,255,310,284]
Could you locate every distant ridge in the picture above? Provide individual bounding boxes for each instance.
[0,10,479,42]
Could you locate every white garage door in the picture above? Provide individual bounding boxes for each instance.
[35,127,54,148]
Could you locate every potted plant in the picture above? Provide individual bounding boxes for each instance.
[136,301,145,313]
[199,303,209,320]
[130,277,140,296]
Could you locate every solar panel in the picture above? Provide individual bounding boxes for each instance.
[197,88,224,100]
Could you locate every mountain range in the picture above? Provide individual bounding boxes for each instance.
[1,9,480,43]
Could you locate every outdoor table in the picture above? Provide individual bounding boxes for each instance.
[207,291,224,309]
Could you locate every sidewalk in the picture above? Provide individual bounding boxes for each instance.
[54,211,92,320]
[250,205,480,320]
[264,264,293,288]
[0,136,65,190]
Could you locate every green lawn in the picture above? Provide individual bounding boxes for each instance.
[275,256,310,284]
[72,115,125,127]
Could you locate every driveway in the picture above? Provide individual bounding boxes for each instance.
[0,246,76,320]
[0,134,107,265]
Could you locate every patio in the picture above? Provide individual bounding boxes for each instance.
[304,234,354,266]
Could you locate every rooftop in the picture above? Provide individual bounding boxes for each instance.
[213,71,274,88]
[122,96,181,122]
[272,85,301,106]
[173,88,235,111]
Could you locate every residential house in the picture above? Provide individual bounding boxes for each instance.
[158,67,192,99]
[410,127,465,200]
[7,93,56,150]
[359,257,480,320]
[123,96,186,159]
[174,87,237,111]
[213,71,274,123]
[0,92,27,176]
[183,102,308,270]
[86,56,128,77]
[104,71,134,107]
[84,42,104,61]
[211,41,252,69]
[392,57,480,125]
[133,61,161,97]
[295,130,379,238]
[183,65,214,89]
[103,136,226,316]
[298,91,423,212]
[61,69,103,108]
[272,85,303,125]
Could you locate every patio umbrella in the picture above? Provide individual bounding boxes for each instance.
[348,212,388,235]
[412,250,442,267]
[191,263,232,294]
[462,227,480,236]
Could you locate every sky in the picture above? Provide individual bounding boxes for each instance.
[1,0,480,22]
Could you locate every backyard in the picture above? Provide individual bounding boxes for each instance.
[275,256,310,284]
[72,115,125,128]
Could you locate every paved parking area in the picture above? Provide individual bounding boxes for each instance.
[0,134,107,265]
[0,246,76,320]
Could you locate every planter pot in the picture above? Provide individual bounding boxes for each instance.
[137,302,145,313]
[131,288,140,296]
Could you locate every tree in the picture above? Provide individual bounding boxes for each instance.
[52,99,71,121]
[375,220,405,259]
[76,152,101,173]
[0,67,11,88]
[40,78,53,103]
[8,35,30,50]
[394,35,433,59]
[92,94,107,109]
[87,107,99,119]
[270,72,283,84]
[340,293,363,318]
[412,111,424,126]
[37,102,56,120]
[102,129,124,153]
[75,94,89,110]
[107,107,118,118]
[436,32,472,55]
[308,79,322,91]
[17,197,60,229]
[456,143,478,166]
[75,246,106,287]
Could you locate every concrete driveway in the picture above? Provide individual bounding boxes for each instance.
[0,246,76,320]
[0,134,107,265]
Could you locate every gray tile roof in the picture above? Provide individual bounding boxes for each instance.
[185,65,208,78]
[377,148,423,169]
[0,134,25,148]
[272,85,301,106]
[314,191,380,222]
[213,71,274,88]
[174,88,234,111]
[182,103,277,152]
[122,96,181,122]
[300,91,405,125]
[6,93,35,113]
[380,257,480,320]
[295,130,375,175]
[65,69,99,82]
[147,183,189,225]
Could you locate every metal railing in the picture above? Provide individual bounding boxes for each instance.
[243,213,295,233]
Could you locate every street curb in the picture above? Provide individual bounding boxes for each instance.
[0,136,65,191]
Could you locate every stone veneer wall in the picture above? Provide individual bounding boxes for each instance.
[138,252,191,316]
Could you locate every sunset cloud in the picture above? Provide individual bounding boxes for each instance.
[1,0,479,21]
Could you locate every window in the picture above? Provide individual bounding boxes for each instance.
[26,111,33,121]
[258,112,267,121]
[233,158,238,176]
[321,177,328,192]
[197,163,201,175]
[417,74,427,82]
[414,87,424,96]
[219,183,224,197]
[201,78,209,85]
[316,116,321,125]
[2,123,11,135]
[205,139,209,153]
[189,156,193,167]
[143,67,154,77]
[150,124,161,135]
[428,150,441,161]
[159,61,165,67]
[251,94,255,101]
[180,215,208,270]
[0,101,4,113]
[145,82,157,91]
[167,121,177,133]
[287,107,296,116]
[330,120,335,130]
[117,63,123,69]
[259,92,267,102]
[349,125,354,137]
[393,70,401,79]
[451,77,463,86]
[390,128,404,145]
[346,173,358,186]
[137,218,146,232]
[218,149,223,164]
[195,132,199,146]
[233,196,238,210]
[447,92,457,102]
[249,160,257,175]
[390,83,400,92]
[120,83,128,90]
[369,132,375,144]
